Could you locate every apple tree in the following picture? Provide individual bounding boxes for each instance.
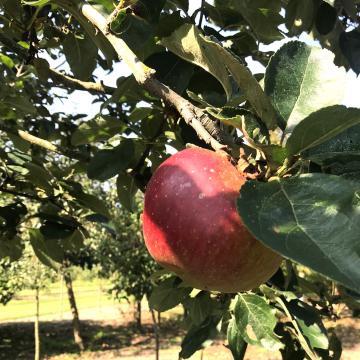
[1,0,360,359]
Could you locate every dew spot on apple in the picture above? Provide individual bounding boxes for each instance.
[210,169,215,173]
[180,182,191,189]
[208,177,212,180]
[198,193,206,199]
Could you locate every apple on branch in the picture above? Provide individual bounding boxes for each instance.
[143,147,282,293]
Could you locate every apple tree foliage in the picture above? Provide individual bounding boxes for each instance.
[1,0,360,358]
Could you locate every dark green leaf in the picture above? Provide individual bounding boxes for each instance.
[71,116,125,146]
[63,33,98,80]
[340,29,360,75]
[169,0,188,11]
[237,174,360,293]
[0,202,27,228]
[40,220,76,240]
[180,316,220,359]
[128,107,153,123]
[183,292,216,326]
[315,1,337,35]
[148,277,191,312]
[29,229,63,269]
[231,0,284,43]
[285,0,315,36]
[73,191,110,218]
[145,52,194,94]
[0,235,23,261]
[204,3,245,29]
[115,14,158,60]
[116,172,138,211]
[87,139,135,181]
[286,106,360,156]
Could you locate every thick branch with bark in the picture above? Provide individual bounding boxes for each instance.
[78,3,232,152]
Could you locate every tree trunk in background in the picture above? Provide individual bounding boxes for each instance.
[34,287,40,360]
[63,269,85,351]
[150,309,160,360]
[135,299,142,329]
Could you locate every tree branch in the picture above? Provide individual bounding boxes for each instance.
[78,2,232,152]
[0,33,115,95]
[48,68,116,94]
[0,125,90,161]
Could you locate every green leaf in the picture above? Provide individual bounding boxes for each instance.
[340,29,360,75]
[234,294,283,351]
[25,161,53,194]
[169,0,188,12]
[315,1,337,35]
[73,191,110,218]
[227,318,248,360]
[161,24,234,100]
[265,41,346,131]
[285,0,315,36]
[22,0,50,6]
[304,123,360,156]
[205,2,245,29]
[7,133,31,152]
[206,107,244,129]
[231,0,284,43]
[87,139,135,181]
[148,277,191,312]
[71,116,125,146]
[128,107,153,123]
[115,14,158,61]
[286,106,360,156]
[116,172,138,211]
[63,33,98,80]
[303,123,360,175]
[40,220,76,240]
[183,292,216,326]
[180,316,221,359]
[0,53,14,68]
[29,229,63,270]
[145,52,194,95]
[0,235,23,261]
[287,300,329,350]
[237,174,360,293]
[0,202,27,228]
[161,24,277,129]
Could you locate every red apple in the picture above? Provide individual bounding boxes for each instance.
[143,147,282,293]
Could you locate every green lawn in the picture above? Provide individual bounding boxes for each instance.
[0,279,116,322]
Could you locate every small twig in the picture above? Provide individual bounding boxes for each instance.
[48,68,115,94]
[276,297,320,360]
[0,126,90,161]
[0,32,115,95]
[198,0,206,28]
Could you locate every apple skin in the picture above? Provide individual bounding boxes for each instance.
[143,148,282,293]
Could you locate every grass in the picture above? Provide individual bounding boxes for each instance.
[0,279,115,322]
